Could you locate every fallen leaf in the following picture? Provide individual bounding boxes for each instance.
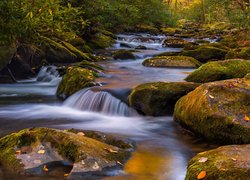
[104,148,118,153]
[231,158,237,161]
[208,95,214,99]
[244,115,250,121]
[38,150,45,154]
[197,170,206,179]
[198,157,208,163]
[15,150,21,155]
[64,173,69,177]
[43,165,48,172]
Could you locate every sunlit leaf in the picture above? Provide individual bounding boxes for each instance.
[197,170,206,179]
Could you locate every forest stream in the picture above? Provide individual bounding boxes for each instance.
[0,34,219,180]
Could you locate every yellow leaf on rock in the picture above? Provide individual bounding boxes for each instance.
[43,165,48,172]
[197,170,206,179]
[38,150,45,154]
[15,150,21,155]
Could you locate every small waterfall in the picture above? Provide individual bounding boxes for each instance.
[63,89,137,117]
[36,66,61,85]
[37,66,59,82]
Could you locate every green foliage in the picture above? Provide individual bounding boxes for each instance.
[0,0,87,45]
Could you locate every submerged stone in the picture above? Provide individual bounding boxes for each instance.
[185,59,250,83]
[186,145,250,180]
[143,56,201,68]
[113,50,135,60]
[129,82,200,116]
[174,78,250,144]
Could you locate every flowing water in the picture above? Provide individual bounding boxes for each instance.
[0,34,217,180]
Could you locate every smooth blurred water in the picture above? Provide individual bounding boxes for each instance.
[0,34,216,180]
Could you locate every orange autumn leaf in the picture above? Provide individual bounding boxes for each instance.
[197,170,206,179]
[43,165,48,172]
[244,115,250,121]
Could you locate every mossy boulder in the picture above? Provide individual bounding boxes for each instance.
[186,144,250,180]
[57,66,97,99]
[185,59,250,83]
[174,78,250,144]
[129,82,200,116]
[42,37,91,63]
[181,46,228,63]
[226,47,250,60]
[113,50,135,60]
[133,25,159,34]
[143,56,201,68]
[0,44,16,71]
[163,38,191,48]
[0,128,132,178]
[156,52,180,57]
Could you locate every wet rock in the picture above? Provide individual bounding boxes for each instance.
[163,37,191,48]
[56,66,97,99]
[185,59,250,83]
[226,47,250,60]
[195,39,210,44]
[174,78,250,144]
[156,51,180,57]
[181,46,228,63]
[113,50,135,60]
[186,144,250,180]
[135,45,147,50]
[143,56,201,68]
[0,44,45,79]
[129,82,200,116]
[0,128,133,178]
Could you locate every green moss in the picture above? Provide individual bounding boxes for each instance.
[89,33,115,49]
[66,129,132,149]
[113,50,135,60]
[129,82,200,116]
[181,46,228,63]
[185,59,250,83]
[163,38,191,48]
[143,56,201,68]
[134,25,159,34]
[226,47,250,60]
[186,145,250,180]
[56,66,96,98]
[74,60,104,72]
[161,27,182,35]
[174,78,250,144]
[156,52,180,57]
